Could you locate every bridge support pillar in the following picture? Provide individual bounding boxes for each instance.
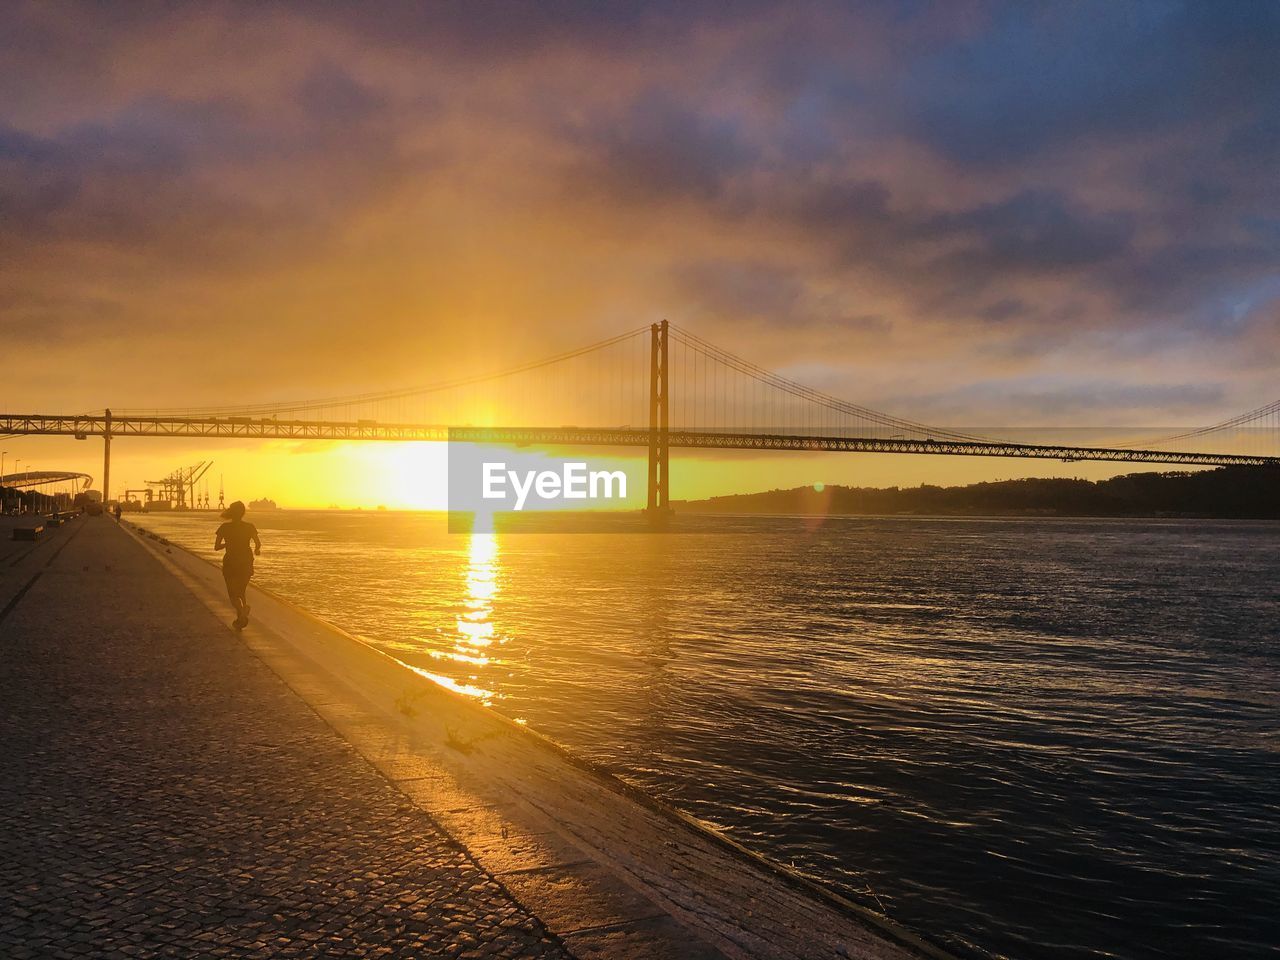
[103,408,112,506]
[647,320,670,518]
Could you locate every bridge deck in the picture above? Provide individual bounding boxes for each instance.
[3,413,1277,467]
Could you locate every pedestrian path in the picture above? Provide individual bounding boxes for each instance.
[0,515,570,958]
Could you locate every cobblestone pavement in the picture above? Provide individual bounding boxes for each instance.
[0,517,573,959]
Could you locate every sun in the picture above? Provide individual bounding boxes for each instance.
[372,442,450,510]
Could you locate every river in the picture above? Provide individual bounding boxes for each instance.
[128,510,1280,960]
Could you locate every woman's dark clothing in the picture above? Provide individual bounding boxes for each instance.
[217,519,257,587]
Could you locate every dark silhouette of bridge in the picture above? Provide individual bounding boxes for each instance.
[3,322,1278,508]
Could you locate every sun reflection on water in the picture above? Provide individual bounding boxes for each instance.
[459,531,498,645]
[423,531,502,702]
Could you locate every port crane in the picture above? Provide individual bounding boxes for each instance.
[146,461,213,510]
[121,487,151,508]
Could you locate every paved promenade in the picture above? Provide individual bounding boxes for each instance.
[0,516,569,958]
[0,515,940,960]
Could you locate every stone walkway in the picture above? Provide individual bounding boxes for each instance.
[0,516,572,958]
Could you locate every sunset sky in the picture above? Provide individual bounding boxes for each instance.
[3,2,1279,507]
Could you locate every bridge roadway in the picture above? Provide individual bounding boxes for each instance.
[0,514,943,960]
[3,413,1277,467]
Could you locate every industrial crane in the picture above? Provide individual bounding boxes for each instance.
[120,487,151,510]
[145,461,213,510]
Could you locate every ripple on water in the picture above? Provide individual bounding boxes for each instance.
[131,512,1280,960]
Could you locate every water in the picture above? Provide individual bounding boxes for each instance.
[131,510,1280,960]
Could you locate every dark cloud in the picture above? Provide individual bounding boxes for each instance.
[555,1,1280,391]
[297,0,778,58]
[790,179,893,234]
[923,189,1135,273]
[891,379,1228,424]
[673,260,806,321]
[903,1,1280,167]
[571,94,757,205]
[979,298,1028,324]
[0,99,236,247]
[0,1,1278,423]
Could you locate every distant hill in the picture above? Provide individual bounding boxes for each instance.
[675,467,1280,519]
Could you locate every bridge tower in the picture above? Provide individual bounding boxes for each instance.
[647,319,670,516]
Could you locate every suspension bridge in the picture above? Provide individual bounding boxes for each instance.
[3,322,1278,509]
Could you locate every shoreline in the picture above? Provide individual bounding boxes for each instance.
[125,506,1280,523]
